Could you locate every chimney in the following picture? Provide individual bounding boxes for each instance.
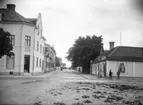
[7,4,16,11]
[109,41,115,50]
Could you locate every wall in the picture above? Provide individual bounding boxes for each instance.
[106,60,134,77]
[0,23,23,74]
[33,14,45,73]
[92,60,143,77]
[44,44,56,72]
[0,23,39,74]
[91,61,106,77]
[76,66,82,72]
[22,24,35,73]
[91,64,97,75]
[134,62,143,77]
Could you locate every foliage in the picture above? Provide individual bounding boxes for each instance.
[67,35,102,73]
[0,28,13,58]
[55,56,62,67]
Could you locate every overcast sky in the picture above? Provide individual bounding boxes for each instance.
[1,0,143,67]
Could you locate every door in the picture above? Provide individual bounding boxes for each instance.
[24,55,30,73]
[103,63,107,77]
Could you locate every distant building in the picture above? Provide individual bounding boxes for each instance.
[0,4,46,75]
[76,66,82,72]
[44,44,56,72]
[91,42,143,77]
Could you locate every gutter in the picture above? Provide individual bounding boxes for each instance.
[32,26,36,73]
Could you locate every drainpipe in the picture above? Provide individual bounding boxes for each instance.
[20,23,24,75]
[32,27,36,75]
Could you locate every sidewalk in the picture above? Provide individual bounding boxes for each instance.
[0,70,57,79]
[76,71,143,86]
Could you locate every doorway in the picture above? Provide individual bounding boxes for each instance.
[103,63,107,77]
[24,55,30,73]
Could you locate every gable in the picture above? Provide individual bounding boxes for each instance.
[36,13,43,31]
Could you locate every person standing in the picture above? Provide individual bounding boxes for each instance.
[117,71,120,79]
[109,69,113,79]
[117,67,121,79]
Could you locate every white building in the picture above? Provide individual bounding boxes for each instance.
[91,42,143,77]
[76,66,82,72]
[0,4,46,75]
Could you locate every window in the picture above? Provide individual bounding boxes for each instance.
[40,59,41,67]
[25,36,31,47]
[37,25,39,35]
[40,44,42,53]
[42,60,44,68]
[33,56,35,69]
[6,54,15,69]
[36,57,38,67]
[9,35,15,46]
[37,41,39,51]
[43,47,45,54]
[118,63,125,73]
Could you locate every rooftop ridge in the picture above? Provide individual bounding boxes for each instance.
[0,5,37,25]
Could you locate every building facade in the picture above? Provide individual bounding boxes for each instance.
[91,42,143,77]
[0,4,46,75]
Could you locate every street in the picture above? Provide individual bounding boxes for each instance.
[0,70,143,105]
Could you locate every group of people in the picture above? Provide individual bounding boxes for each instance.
[109,69,121,79]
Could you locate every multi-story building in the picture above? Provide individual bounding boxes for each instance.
[0,4,46,75]
[45,43,56,72]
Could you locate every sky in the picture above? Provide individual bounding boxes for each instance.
[1,0,143,67]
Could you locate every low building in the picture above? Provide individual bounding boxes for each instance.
[44,44,56,72]
[91,42,143,77]
[0,4,46,75]
[76,66,82,72]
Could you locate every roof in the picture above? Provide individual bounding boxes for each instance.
[100,50,110,56]
[41,36,46,41]
[0,8,36,25]
[26,18,37,25]
[93,46,143,63]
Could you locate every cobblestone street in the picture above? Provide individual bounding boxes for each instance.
[0,70,143,105]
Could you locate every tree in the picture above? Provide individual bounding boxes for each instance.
[0,28,13,58]
[67,35,102,74]
[55,56,62,67]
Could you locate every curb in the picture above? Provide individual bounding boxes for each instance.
[75,72,98,80]
[0,70,57,79]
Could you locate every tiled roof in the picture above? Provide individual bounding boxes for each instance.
[0,8,36,25]
[93,46,143,63]
[101,50,110,56]
[107,46,143,62]
[109,46,143,58]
